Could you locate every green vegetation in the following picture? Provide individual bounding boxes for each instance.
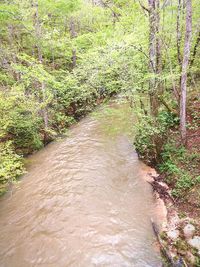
[1,0,141,193]
[134,111,179,165]
[0,0,199,218]
[159,141,200,198]
[0,141,24,195]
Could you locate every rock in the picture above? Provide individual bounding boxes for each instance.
[183,224,195,239]
[167,229,180,241]
[169,213,181,229]
[187,236,200,253]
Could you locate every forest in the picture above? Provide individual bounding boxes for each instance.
[0,0,200,265]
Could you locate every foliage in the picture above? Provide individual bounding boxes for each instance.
[0,141,24,195]
[159,141,200,198]
[0,91,43,153]
[134,111,179,164]
[0,0,199,195]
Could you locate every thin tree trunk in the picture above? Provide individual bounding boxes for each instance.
[190,29,200,67]
[156,0,162,95]
[70,17,77,68]
[32,0,49,135]
[177,0,182,66]
[148,0,160,116]
[8,25,20,81]
[180,0,192,145]
[41,82,48,129]
[156,1,161,74]
[163,40,180,103]
[33,0,43,63]
[72,48,77,68]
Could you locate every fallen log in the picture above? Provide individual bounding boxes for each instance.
[151,219,175,266]
[151,219,188,267]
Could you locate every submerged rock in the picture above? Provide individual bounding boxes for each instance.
[183,224,195,239]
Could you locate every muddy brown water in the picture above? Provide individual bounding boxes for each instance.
[0,102,163,267]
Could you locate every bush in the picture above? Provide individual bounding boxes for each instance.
[159,141,200,198]
[0,92,43,154]
[8,110,43,153]
[0,141,24,195]
[134,111,178,165]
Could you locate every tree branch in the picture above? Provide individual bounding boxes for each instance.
[138,0,149,13]
[161,0,170,9]
[100,0,120,21]
[131,44,156,73]
[190,29,200,67]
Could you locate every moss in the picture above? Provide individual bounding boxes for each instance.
[174,239,188,251]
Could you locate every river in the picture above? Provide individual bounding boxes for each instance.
[0,101,164,267]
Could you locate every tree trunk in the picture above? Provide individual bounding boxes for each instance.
[140,0,161,116]
[8,25,20,81]
[32,0,49,136]
[180,0,192,145]
[190,28,200,67]
[155,0,162,94]
[70,17,77,68]
[41,82,48,129]
[177,0,182,66]
[148,0,160,116]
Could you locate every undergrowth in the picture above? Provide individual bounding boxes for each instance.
[0,141,25,196]
[134,109,200,200]
[159,141,200,198]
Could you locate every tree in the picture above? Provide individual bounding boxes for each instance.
[32,0,49,140]
[176,0,182,66]
[70,17,77,68]
[180,0,192,145]
[148,0,161,116]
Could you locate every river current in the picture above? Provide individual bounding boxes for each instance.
[0,102,163,267]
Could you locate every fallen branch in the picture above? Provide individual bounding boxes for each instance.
[151,220,188,267]
[151,219,176,266]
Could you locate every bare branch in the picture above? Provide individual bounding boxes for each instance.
[100,0,120,21]
[131,44,156,73]
[177,0,182,66]
[138,0,149,13]
[161,0,170,9]
[190,26,200,67]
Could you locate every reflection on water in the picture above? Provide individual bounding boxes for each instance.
[0,101,162,267]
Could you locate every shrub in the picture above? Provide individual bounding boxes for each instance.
[134,111,178,165]
[0,141,24,195]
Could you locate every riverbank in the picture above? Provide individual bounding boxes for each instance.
[134,95,200,265]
